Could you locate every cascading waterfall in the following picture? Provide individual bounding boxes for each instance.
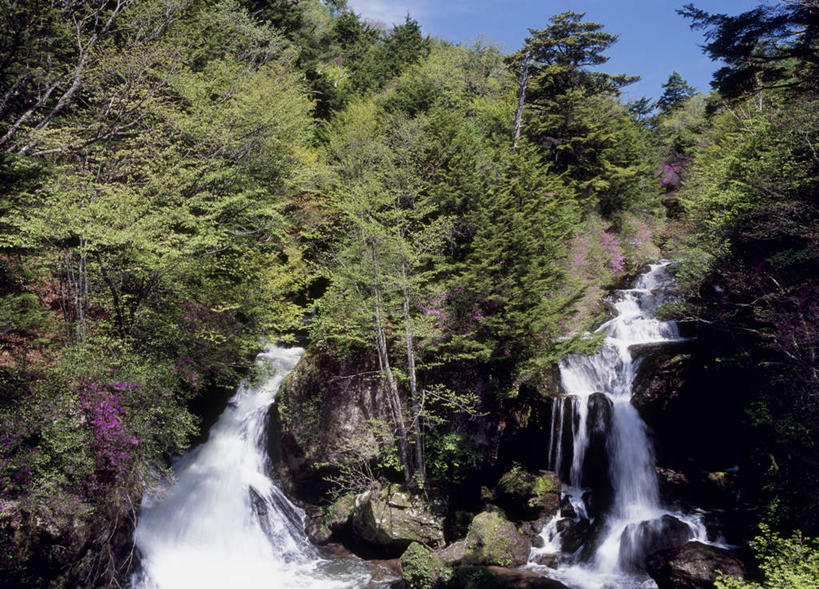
[530,262,709,589]
[130,345,371,589]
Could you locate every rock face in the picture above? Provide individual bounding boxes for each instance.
[618,515,695,571]
[631,349,690,429]
[646,541,744,588]
[463,511,531,567]
[271,349,394,500]
[351,488,445,551]
[582,393,612,491]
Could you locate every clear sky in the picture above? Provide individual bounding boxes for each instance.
[345,0,771,102]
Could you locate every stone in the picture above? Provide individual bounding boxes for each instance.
[400,542,451,589]
[558,496,576,519]
[555,517,590,554]
[582,393,612,490]
[352,487,445,551]
[464,511,531,567]
[530,553,558,567]
[482,566,570,588]
[619,515,695,571]
[437,539,467,566]
[496,466,560,521]
[446,565,570,588]
[646,541,744,588]
[324,493,356,531]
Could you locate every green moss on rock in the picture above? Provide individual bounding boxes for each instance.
[464,511,531,567]
[401,542,451,589]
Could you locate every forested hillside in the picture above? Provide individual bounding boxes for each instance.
[0,1,815,587]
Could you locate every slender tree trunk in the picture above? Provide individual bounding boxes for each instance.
[95,252,126,337]
[400,259,424,481]
[370,240,413,483]
[512,51,531,148]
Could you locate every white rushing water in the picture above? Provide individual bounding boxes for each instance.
[131,345,371,589]
[530,262,708,589]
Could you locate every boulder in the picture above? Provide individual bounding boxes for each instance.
[325,493,356,531]
[581,393,612,490]
[352,488,445,551]
[446,566,570,589]
[555,517,590,554]
[271,349,392,501]
[496,466,560,522]
[529,552,558,567]
[400,542,451,589]
[464,511,531,567]
[619,515,695,571]
[437,539,467,566]
[646,541,744,588]
[558,496,576,519]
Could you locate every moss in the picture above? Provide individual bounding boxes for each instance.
[530,473,559,508]
[323,493,355,530]
[465,511,529,567]
[401,542,451,589]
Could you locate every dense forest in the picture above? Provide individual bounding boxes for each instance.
[0,1,816,587]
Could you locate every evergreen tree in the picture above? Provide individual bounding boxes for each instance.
[656,72,696,114]
[679,1,819,98]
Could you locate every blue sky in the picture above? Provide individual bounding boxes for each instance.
[345,0,770,102]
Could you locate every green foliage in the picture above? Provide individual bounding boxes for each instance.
[679,2,818,99]
[511,12,655,218]
[656,72,697,114]
[715,524,819,589]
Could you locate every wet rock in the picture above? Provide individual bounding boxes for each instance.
[446,566,570,589]
[582,393,612,490]
[305,514,332,545]
[646,541,744,588]
[555,517,590,554]
[619,515,695,571]
[529,553,558,567]
[559,496,576,519]
[464,511,531,567]
[481,566,570,588]
[352,487,445,551]
[496,466,560,521]
[400,542,451,588]
[367,559,403,586]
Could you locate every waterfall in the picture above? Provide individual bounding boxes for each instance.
[130,345,370,589]
[531,262,709,589]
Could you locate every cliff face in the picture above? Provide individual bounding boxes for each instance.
[269,347,392,502]
[269,344,563,509]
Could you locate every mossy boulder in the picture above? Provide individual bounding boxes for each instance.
[401,542,452,589]
[324,493,356,531]
[351,487,445,551]
[464,511,531,567]
[497,465,560,521]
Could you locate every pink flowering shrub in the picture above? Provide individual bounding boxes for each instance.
[562,214,658,331]
[80,381,140,486]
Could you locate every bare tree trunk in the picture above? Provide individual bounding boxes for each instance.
[400,260,424,481]
[512,51,531,148]
[370,240,413,483]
